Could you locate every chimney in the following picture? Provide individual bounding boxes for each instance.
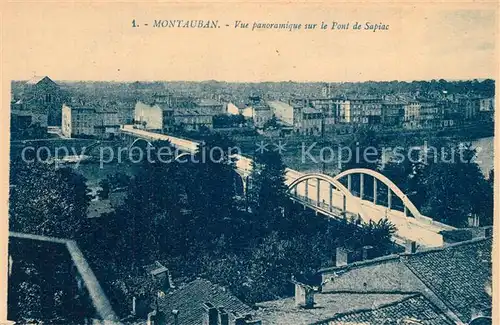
[217,307,229,325]
[405,240,417,254]
[470,226,493,239]
[202,302,218,325]
[468,214,480,227]
[131,296,136,315]
[362,245,375,260]
[172,309,179,325]
[294,282,315,309]
[336,247,356,267]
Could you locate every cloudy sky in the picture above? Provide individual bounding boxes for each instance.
[2,2,497,82]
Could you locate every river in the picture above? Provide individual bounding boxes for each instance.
[471,136,494,177]
[72,136,494,195]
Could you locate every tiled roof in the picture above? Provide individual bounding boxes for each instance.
[196,98,223,106]
[402,238,492,323]
[319,294,454,325]
[255,293,413,325]
[157,278,253,325]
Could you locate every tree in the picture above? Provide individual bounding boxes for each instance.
[419,143,492,227]
[9,160,91,238]
[248,149,288,233]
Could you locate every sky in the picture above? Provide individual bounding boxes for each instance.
[1,2,498,82]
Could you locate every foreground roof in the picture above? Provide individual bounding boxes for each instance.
[255,293,412,325]
[317,294,454,325]
[157,278,253,325]
[402,238,492,323]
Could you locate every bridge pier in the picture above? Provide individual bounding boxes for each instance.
[305,179,309,202]
[316,178,320,207]
[329,184,333,212]
[388,190,392,210]
[347,174,352,192]
[342,194,346,217]
[373,178,377,204]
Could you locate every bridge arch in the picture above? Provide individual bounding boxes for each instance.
[287,173,366,222]
[333,168,423,219]
[174,152,194,162]
[129,138,154,151]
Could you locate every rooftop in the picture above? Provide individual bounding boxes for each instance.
[157,278,253,325]
[402,238,492,322]
[255,293,412,325]
[25,75,57,86]
[318,237,493,324]
[9,232,118,323]
[196,98,223,107]
[315,294,454,325]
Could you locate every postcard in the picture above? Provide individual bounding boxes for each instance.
[0,2,497,324]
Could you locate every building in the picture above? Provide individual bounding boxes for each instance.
[134,95,219,132]
[335,98,352,123]
[479,98,494,112]
[307,98,337,131]
[155,279,259,325]
[255,290,453,325]
[403,101,421,129]
[268,100,323,136]
[419,101,444,128]
[380,101,405,126]
[318,236,492,325]
[195,98,225,113]
[21,76,64,126]
[254,234,491,325]
[61,104,120,139]
[247,96,273,128]
[118,277,261,325]
[10,76,64,139]
[172,107,214,131]
[348,96,382,124]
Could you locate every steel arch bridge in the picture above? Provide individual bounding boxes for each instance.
[286,168,425,222]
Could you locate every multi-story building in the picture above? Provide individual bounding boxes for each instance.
[403,101,421,129]
[419,101,444,128]
[134,95,221,132]
[21,76,64,126]
[462,98,481,120]
[194,98,225,113]
[380,101,405,126]
[348,96,382,124]
[479,97,495,112]
[268,100,323,136]
[173,108,214,131]
[335,98,352,123]
[247,96,273,128]
[61,104,119,139]
[308,98,337,130]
